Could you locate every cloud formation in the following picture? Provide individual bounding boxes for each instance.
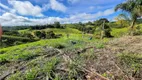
[8,0,44,17]
[0,0,123,26]
[49,0,67,12]
[0,8,114,26]
[68,0,80,4]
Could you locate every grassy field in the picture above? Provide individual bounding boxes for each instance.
[0,27,142,80]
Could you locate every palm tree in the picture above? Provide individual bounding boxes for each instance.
[115,0,142,35]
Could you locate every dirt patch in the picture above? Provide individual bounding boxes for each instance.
[108,36,142,53]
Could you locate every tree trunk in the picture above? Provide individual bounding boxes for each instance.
[130,19,136,36]
[101,20,105,39]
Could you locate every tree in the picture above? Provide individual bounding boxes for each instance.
[115,0,142,35]
[94,18,109,26]
[101,21,112,39]
[54,22,61,28]
[115,14,130,28]
[86,21,93,25]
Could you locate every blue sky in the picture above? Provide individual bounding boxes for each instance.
[0,0,124,26]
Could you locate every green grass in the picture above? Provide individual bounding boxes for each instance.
[117,53,142,74]
[111,27,128,37]
[44,27,81,34]
[0,30,105,64]
[1,25,142,79]
[7,57,60,80]
[2,27,130,64]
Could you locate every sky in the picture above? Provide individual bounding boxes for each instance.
[0,0,124,26]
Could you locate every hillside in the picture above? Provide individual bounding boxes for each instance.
[0,35,142,80]
[1,0,142,80]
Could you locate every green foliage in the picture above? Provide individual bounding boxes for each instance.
[6,57,60,80]
[42,57,60,79]
[33,30,56,39]
[84,25,95,34]
[0,35,35,48]
[117,53,142,76]
[111,27,128,37]
[95,43,105,49]
[102,24,113,38]
[94,18,109,26]
[7,71,24,80]
[46,31,56,39]
[25,67,39,80]
[68,57,85,79]
[133,25,142,35]
[53,43,65,49]
[14,41,23,45]
[115,0,142,35]
[23,33,35,39]
[34,31,46,39]
[4,30,20,36]
[54,22,61,28]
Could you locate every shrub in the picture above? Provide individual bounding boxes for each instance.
[117,53,142,77]
[34,31,56,39]
[1,35,34,47]
[23,33,35,39]
[55,34,62,38]
[46,31,56,39]
[34,31,46,39]
[4,31,20,36]
[133,25,142,35]
[95,43,104,49]
[53,44,65,49]
[14,41,23,45]
[54,22,61,28]
[25,67,39,80]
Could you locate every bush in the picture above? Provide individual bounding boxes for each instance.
[55,34,62,38]
[133,25,142,35]
[117,53,142,78]
[22,33,35,39]
[54,22,61,28]
[4,30,20,36]
[14,41,23,45]
[34,31,46,39]
[33,31,56,39]
[101,24,113,38]
[1,35,35,47]
[53,44,65,49]
[46,31,56,39]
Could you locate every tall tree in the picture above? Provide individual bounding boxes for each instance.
[94,18,109,26]
[115,0,142,35]
[54,22,61,28]
[115,13,130,27]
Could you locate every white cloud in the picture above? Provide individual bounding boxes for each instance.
[0,12,62,26]
[0,12,31,26]
[1,0,68,17]
[41,0,67,12]
[103,8,114,16]
[0,3,10,10]
[42,4,50,11]
[89,6,95,10]
[68,0,80,4]
[68,8,114,22]
[0,8,6,13]
[8,0,44,17]
[50,0,67,12]
[0,8,114,26]
[0,3,16,13]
